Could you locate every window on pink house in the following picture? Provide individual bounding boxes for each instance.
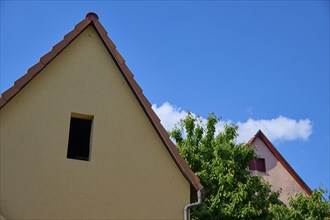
[249,158,266,172]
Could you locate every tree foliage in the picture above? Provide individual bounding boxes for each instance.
[270,188,330,220]
[170,112,330,220]
[170,113,280,219]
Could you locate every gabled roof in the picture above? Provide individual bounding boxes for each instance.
[0,12,203,192]
[248,130,312,195]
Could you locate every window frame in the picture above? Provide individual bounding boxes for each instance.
[67,112,94,161]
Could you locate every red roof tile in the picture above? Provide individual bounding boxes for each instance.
[40,50,57,65]
[248,130,312,195]
[0,12,203,192]
[2,86,19,101]
[52,40,69,53]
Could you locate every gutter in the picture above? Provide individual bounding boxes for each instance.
[184,190,203,220]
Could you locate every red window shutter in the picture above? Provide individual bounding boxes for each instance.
[249,158,266,172]
[256,158,266,172]
[249,160,257,170]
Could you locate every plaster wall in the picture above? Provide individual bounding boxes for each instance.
[252,138,305,205]
[0,26,190,219]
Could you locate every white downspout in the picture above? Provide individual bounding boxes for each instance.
[184,190,203,220]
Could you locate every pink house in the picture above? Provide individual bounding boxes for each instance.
[248,130,312,205]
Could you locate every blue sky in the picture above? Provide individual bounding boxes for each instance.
[1,1,329,194]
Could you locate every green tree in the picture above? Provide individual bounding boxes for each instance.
[170,113,281,219]
[270,188,330,220]
[171,112,330,219]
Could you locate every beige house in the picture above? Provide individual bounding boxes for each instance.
[0,13,203,220]
[248,130,312,205]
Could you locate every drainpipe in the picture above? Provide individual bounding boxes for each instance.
[184,190,203,220]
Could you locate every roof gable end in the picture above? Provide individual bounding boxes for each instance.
[248,130,312,195]
[0,12,203,192]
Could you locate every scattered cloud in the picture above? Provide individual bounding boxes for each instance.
[152,102,188,131]
[152,102,313,143]
[237,116,312,143]
[246,106,254,115]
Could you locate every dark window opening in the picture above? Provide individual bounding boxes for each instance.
[249,158,266,172]
[67,114,93,161]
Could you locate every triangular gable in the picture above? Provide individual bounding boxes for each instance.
[248,130,312,195]
[0,12,203,192]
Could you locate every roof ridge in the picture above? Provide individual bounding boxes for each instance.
[0,13,203,191]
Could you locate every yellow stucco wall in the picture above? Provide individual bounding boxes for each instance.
[252,138,305,205]
[0,26,190,219]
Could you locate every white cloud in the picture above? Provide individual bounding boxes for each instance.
[152,102,313,143]
[237,116,312,143]
[152,102,188,131]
